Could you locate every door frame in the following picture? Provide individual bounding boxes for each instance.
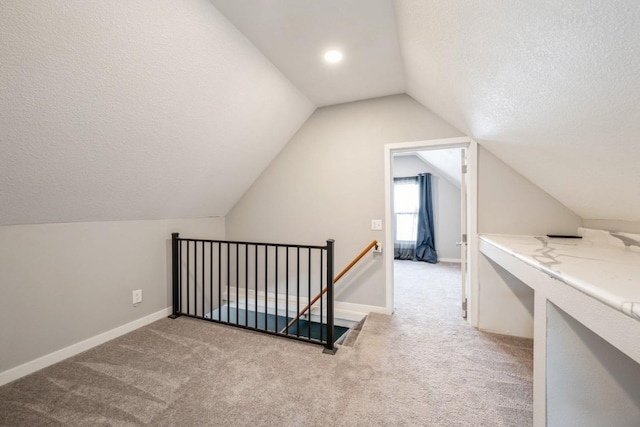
[384,136,479,327]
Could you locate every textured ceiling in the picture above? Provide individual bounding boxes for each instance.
[209,0,405,107]
[3,0,640,226]
[0,0,314,225]
[395,0,640,221]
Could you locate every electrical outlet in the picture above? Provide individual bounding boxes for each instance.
[371,219,383,230]
[132,289,142,305]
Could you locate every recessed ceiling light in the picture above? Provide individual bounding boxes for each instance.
[324,50,343,63]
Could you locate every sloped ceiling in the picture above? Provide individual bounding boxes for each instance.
[395,0,640,221]
[209,0,405,107]
[2,0,639,226]
[0,0,314,225]
[209,0,640,221]
[416,149,462,189]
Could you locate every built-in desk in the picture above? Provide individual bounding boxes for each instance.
[479,229,640,426]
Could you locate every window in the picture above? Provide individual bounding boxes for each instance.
[394,177,419,242]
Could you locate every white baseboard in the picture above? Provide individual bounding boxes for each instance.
[334,301,390,320]
[0,307,171,387]
[439,258,462,263]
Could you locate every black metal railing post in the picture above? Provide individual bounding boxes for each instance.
[323,239,336,354]
[169,233,181,319]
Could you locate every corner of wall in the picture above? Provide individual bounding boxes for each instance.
[477,145,582,235]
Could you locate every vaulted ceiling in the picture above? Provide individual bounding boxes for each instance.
[211,0,640,222]
[2,0,639,225]
[209,0,405,107]
[0,0,314,225]
[395,0,640,222]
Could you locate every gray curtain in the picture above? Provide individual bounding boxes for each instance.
[394,235,416,260]
[415,173,438,263]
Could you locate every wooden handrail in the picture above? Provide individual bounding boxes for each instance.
[281,239,378,333]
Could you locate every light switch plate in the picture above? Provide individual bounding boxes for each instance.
[371,219,383,230]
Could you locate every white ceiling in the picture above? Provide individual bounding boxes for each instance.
[415,149,462,189]
[394,150,462,188]
[396,0,640,221]
[211,0,640,221]
[2,0,640,226]
[209,0,405,107]
[0,0,314,225]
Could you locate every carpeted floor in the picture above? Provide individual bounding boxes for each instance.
[0,261,533,426]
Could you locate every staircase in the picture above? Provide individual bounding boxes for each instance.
[169,234,377,353]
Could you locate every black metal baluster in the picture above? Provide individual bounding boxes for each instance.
[245,244,249,328]
[255,244,258,328]
[320,249,324,343]
[178,240,183,314]
[209,241,213,320]
[227,242,230,324]
[178,239,181,315]
[264,245,268,331]
[296,247,300,338]
[236,243,239,326]
[195,241,199,317]
[275,246,279,332]
[285,247,289,335]
[186,240,190,316]
[218,242,222,321]
[201,241,205,319]
[308,248,312,340]
[178,238,182,315]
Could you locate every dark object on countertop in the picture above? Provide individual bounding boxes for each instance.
[546,234,582,239]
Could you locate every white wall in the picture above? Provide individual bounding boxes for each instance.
[477,147,583,338]
[392,155,461,261]
[546,303,640,425]
[226,94,464,309]
[0,218,224,375]
[226,94,585,322]
[478,147,583,235]
[478,256,534,338]
[582,219,640,233]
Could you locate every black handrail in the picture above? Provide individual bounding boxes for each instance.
[169,233,336,353]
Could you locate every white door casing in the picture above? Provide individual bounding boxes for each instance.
[459,148,469,318]
[384,137,478,327]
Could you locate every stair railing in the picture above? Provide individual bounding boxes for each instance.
[281,240,378,335]
[170,233,336,353]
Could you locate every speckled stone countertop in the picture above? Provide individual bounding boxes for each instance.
[480,228,640,321]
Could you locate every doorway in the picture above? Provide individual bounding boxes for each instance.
[384,137,478,326]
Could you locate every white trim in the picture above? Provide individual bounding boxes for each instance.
[386,136,471,153]
[224,287,299,310]
[439,258,462,263]
[226,288,321,320]
[384,144,394,314]
[384,137,478,326]
[334,301,391,318]
[467,139,479,327]
[0,307,171,387]
[225,290,376,325]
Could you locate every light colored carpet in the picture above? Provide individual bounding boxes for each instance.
[0,261,533,426]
